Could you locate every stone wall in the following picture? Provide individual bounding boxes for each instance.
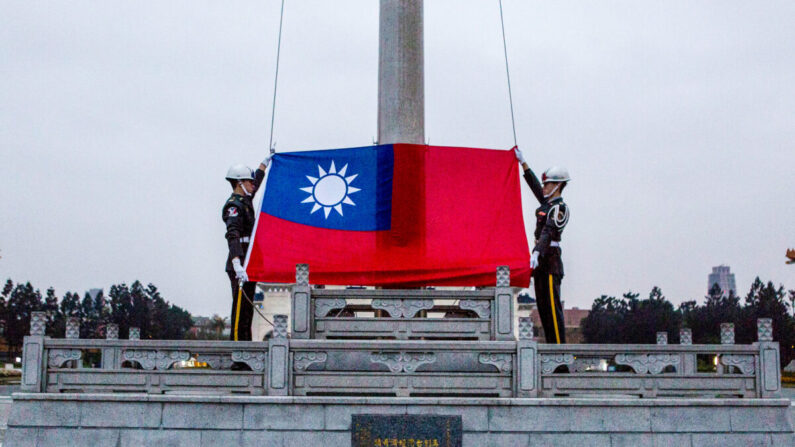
[6,394,793,446]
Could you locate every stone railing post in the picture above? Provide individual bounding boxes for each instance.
[755,318,780,398]
[20,312,47,392]
[129,327,140,340]
[268,314,290,396]
[656,332,668,345]
[516,317,538,397]
[679,328,696,374]
[493,266,514,340]
[717,323,734,375]
[101,323,122,370]
[720,323,734,345]
[65,317,80,339]
[291,264,311,339]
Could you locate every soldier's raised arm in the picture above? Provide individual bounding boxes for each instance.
[514,147,545,203]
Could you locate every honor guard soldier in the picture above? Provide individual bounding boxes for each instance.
[223,155,270,341]
[514,147,570,344]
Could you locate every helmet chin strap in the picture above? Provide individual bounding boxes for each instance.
[543,182,562,199]
[239,182,252,197]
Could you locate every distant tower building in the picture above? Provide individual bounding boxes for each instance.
[708,265,736,296]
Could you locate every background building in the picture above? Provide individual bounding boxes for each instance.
[708,265,736,296]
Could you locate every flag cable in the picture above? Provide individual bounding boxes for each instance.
[239,281,275,329]
[268,0,286,154]
[240,1,286,320]
[498,0,518,148]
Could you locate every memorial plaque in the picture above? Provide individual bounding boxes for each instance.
[352,414,462,447]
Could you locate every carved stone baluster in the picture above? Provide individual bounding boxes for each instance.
[459,299,490,318]
[493,266,514,340]
[30,312,47,336]
[718,323,734,375]
[65,317,80,340]
[679,328,695,374]
[656,332,668,345]
[478,353,513,372]
[757,318,772,342]
[756,318,780,398]
[371,299,403,318]
[61,317,82,369]
[291,264,311,339]
[518,317,533,341]
[20,312,47,392]
[679,328,692,345]
[517,326,538,397]
[102,324,121,370]
[293,352,328,372]
[720,323,734,345]
[369,352,437,373]
[314,298,347,318]
[401,299,435,318]
[268,314,289,395]
[129,327,140,340]
[539,353,575,374]
[273,315,288,339]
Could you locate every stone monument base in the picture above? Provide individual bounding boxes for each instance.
[6,393,793,446]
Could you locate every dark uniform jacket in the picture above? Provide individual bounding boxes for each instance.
[523,168,569,276]
[223,168,265,272]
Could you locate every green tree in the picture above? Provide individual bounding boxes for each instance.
[108,283,133,339]
[43,287,61,337]
[80,290,109,338]
[581,294,627,343]
[623,287,682,343]
[738,278,795,367]
[129,282,151,338]
[583,288,681,344]
[145,284,192,340]
[1,280,12,298]
[59,292,82,318]
[0,279,11,342]
[5,283,43,355]
[682,283,742,344]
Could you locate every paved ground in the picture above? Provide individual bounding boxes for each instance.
[0,396,10,446]
[783,387,795,425]
[0,389,790,446]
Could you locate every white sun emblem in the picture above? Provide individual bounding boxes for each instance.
[300,160,360,218]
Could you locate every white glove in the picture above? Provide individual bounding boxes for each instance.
[262,152,273,167]
[530,251,540,269]
[514,147,526,165]
[232,258,248,283]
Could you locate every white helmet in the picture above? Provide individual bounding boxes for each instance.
[542,166,570,183]
[225,164,254,181]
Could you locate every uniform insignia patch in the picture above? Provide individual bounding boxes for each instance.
[227,207,238,217]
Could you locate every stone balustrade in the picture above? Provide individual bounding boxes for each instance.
[293,264,515,341]
[18,267,782,399]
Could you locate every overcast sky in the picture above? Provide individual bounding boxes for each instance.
[1,1,793,317]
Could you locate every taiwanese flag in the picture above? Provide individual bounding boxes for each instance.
[245,144,530,287]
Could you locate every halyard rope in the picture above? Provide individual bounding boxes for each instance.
[498,0,518,147]
[268,0,286,154]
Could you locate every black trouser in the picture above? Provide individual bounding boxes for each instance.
[533,270,566,344]
[227,272,255,341]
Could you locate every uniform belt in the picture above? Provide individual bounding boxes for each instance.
[239,237,250,243]
[550,241,560,247]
